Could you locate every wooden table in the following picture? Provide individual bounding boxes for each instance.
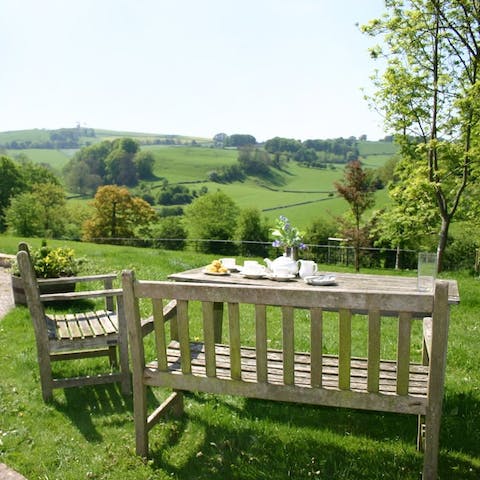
[169,267,460,303]
[168,267,459,342]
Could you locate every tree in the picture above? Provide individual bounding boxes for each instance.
[235,207,270,257]
[5,192,43,236]
[134,150,155,179]
[225,134,256,147]
[334,160,375,271]
[5,183,67,238]
[105,149,138,186]
[184,191,240,254]
[0,155,26,231]
[83,185,156,242]
[363,0,480,271]
[237,147,271,175]
[151,217,187,251]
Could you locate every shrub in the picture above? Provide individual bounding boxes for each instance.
[12,241,81,278]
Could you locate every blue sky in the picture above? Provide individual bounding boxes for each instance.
[1,0,386,141]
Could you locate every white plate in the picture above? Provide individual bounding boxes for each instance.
[203,269,230,276]
[304,274,336,286]
[267,274,296,282]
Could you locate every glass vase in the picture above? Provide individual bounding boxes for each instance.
[284,246,297,260]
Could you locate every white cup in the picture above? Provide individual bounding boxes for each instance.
[242,261,263,275]
[220,258,236,269]
[273,266,291,276]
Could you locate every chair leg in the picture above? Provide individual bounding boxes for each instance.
[134,384,149,457]
[38,354,54,402]
[108,346,118,367]
[118,341,131,395]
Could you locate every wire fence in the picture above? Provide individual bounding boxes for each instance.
[88,237,419,270]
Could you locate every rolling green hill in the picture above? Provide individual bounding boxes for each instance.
[1,128,397,228]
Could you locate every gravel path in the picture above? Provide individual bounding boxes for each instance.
[0,267,14,318]
[0,260,27,478]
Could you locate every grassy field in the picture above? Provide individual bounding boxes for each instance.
[2,131,396,228]
[5,148,72,170]
[0,236,478,479]
[142,147,391,227]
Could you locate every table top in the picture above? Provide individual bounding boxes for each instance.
[168,267,460,304]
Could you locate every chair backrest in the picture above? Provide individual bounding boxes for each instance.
[16,248,51,360]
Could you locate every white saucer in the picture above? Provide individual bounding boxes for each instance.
[267,274,296,282]
[242,273,265,279]
[304,274,336,286]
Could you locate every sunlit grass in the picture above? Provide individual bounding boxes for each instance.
[0,239,478,479]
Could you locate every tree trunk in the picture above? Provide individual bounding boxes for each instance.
[436,216,450,273]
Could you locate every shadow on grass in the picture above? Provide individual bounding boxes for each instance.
[144,391,480,480]
[53,384,133,442]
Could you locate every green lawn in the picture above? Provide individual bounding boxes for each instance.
[0,237,479,479]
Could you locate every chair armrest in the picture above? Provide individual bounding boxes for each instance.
[40,288,123,303]
[37,274,117,286]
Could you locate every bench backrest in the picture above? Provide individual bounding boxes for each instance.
[123,270,450,414]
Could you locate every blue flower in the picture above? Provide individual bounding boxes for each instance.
[269,215,306,250]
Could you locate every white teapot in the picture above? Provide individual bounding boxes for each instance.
[264,254,299,276]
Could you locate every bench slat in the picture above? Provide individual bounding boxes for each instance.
[203,302,217,378]
[338,308,352,390]
[282,306,295,386]
[228,303,242,380]
[310,307,323,387]
[153,298,168,371]
[367,310,381,393]
[177,300,191,374]
[255,305,268,383]
[397,312,412,395]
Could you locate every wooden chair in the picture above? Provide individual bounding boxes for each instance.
[16,244,131,402]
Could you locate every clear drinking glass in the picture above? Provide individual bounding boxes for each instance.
[417,252,437,291]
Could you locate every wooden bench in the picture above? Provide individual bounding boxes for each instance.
[122,270,450,479]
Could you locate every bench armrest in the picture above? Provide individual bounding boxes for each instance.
[422,317,432,365]
[141,299,177,337]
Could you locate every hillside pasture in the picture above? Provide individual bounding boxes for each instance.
[141,150,391,227]
[6,148,71,170]
[1,134,395,229]
[145,145,239,183]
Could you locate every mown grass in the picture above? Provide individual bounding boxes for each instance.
[0,238,479,479]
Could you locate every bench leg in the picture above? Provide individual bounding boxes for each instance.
[422,412,441,479]
[134,384,149,457]
[417,414,425,452]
